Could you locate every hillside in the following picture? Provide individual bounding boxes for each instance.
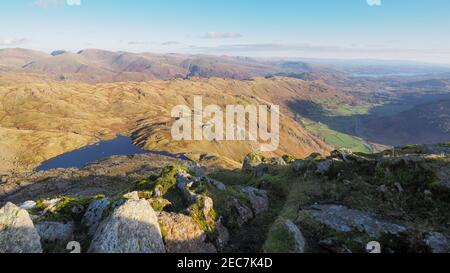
[0,75,343,173]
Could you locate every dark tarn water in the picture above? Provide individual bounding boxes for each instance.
[35,135,189,172]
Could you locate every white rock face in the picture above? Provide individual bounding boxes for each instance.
[0,202,42,253]
[35,221,74,246]
[284,219,307,253]
[82,198,110,236]
[88,199,165,253]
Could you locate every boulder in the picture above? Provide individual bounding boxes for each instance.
[82,198,110,236]
[284,219,307,253]
[424,232,450,253]
[252,163,269,177]
[35,221,74,246]
[270,157,287,166]
[158,212,216,253]
[239,186,269,215]
[0,202,42,253]
[123,191,140,201]
[204,177,226,191]
[226,197,254,227]
[292,160,307,172]
[306,205,407,238]
[242,154,265,172]
[89,199,165,253]
[215,217,230,249]
[315,160,332,175]
[20,201,37,211]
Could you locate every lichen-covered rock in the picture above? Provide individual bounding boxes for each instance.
[89,199,165,253]
[242,154,265,172]
[158,212,216,253]
[239,186,269,215]
[123,191,140,201]
[0,202,42,253]
[270,157,287,166]
[226,197,254,227]
[306,205,407,238]
[35,221,74,246]
[424,232,450,253]
[284,219,307,253]
[82,198,110,236]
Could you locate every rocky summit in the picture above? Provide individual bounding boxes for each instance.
[0,143,449,253]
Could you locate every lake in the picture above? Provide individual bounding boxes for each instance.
[35,135,189,172]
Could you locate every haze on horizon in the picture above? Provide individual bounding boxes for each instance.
[1,0,450,64]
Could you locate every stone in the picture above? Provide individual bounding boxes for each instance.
[306,205,407,238]
[123,191,140,201]
[270,157,287,166]
[292,160,307,172]
[239,186,269,215]
[242,154,264,172]
[0,202,42,253]
[315,160,332,175]
[82,198,110,236]
[0,175,8,184]
[284,219,307,253]
[20,200,37,211]
[424,232,450,253]
[205,177,226,191]
[215,217,230,249]
[226,197,254,227]
[252,163,268,177]
[89,199,165,253]
[158,212,216,253]
[394,182,404,193]
[35,221,74,246]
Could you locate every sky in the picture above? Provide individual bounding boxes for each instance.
[0,0,450,64]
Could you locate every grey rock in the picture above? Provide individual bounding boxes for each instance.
[89,199,165,253]
[252,163,268,177]
[306,205,407,238]
[242,154,264,172]
[315,160,332,175]
[20,201,37,211]
[215,217,230,249]
[205,177,226,191]
[424,232,450,253]
[239,186,269,215]
[123,191,140,201]
[82,198,110,236]
[284,219,306,253]
[0,202,42,253]
[270,157,287,166]
[35,221,74,245]
[226,197,254,227]
[158,212,216,253]
[292,160,307,172]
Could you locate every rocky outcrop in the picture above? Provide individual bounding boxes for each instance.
[315,160,333,175]
[158,212,216,253]
[306,205,407,238]
[242,154,265,172]
[424,232,450,253]
[226,197,254,227]
[82,198,110,236]
[239,186,269,215]
[35,221,74,246]
[89,199,165,253]
[0,202,42,253]
[284,219,307,253]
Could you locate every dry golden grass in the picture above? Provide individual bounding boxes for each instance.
[0,74,343,172]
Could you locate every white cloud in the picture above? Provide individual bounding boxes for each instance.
[0,38,31,46]
[367,0,381,6]
[203,32,242,39]
[33,0,81,8]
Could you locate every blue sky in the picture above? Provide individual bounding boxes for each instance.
[1,0,450,63]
